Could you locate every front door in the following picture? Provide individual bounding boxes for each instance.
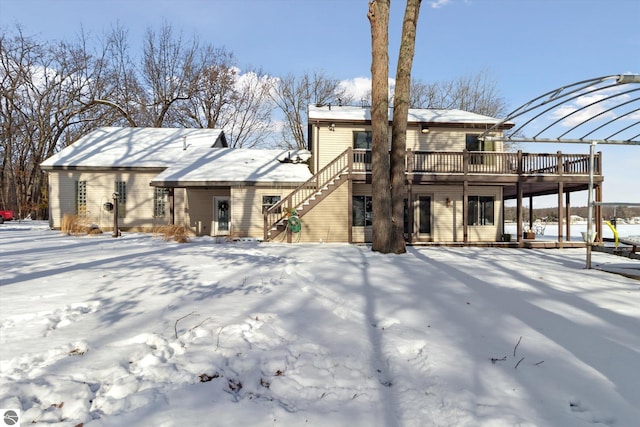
[213,196,230,235]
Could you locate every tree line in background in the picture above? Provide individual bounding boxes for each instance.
[504,206,640,223]
[1,23,507,219]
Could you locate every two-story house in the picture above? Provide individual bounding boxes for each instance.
[41,106,603,245]
[263,105,603,245]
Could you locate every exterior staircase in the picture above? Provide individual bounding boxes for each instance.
[264,148,352,241]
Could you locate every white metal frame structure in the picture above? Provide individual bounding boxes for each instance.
[478,74,640,268]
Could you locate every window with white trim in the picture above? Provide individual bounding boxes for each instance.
[115,181,127,218]
[154,187,168,217]
[352,195,373,226]
[262,195,281,214]
[468,196,494,226]
[353,131,373,149]
[466,134,495,165]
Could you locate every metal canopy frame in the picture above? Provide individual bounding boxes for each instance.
[479,74,640,146]
[477,74,640,269]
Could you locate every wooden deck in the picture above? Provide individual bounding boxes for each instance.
[350,149,603,198]
[407,240,587,249]
[352,149,601,177]
[265,148,605,244]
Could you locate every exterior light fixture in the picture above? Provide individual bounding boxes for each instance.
[328,123,336,131]
[421,126,429,134]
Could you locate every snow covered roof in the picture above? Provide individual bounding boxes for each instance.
[40,127,227,169]
[150,148,313,187]
[41,127,311,187]
[308,105,514,127]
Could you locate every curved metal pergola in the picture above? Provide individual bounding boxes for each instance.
[478,73,640,268]
[479,74,640,145]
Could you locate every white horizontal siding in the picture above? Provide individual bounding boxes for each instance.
[297,181,349,243]
[47,170,166,231]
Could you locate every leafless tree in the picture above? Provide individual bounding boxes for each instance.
[222,68,276,148]
[410,69,516,149]
[0,28,111,218]
[1,23,283,219]
[178,45,237,129]
[410,68,507,117]
[177,44,276,148]
[368,0,393,252]
[95,24,145,126]
[369,0,422,254]
[141,23,199,127]
[390,0,421,254]
[271,70,352,149]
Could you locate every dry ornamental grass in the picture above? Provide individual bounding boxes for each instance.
[154,224,192,243]
[61,214,103,235]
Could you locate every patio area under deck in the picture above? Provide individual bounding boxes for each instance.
[349,148,604,247]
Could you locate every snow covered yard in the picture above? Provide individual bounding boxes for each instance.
[1,222,639,427]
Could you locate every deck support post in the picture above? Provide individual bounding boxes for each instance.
[462,180,468,244]
[463,150,469,244]
[528,196,534,231]
[516,181,523,247]
[596,183,603,244]
[557,182,564,248]
[565,191,571,241]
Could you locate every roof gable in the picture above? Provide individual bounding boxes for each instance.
[41,127,227,169]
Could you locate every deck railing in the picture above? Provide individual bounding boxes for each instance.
[352,149,601,175]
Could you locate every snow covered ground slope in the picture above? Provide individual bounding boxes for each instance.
[1,222,639,426]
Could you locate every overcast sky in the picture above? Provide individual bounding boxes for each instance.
[1,0,638,207]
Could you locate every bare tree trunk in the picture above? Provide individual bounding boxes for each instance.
[368,0,393,252]
[390,0,421,253]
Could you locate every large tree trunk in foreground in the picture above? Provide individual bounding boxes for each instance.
[390,0,421,254]
[368,0,393,252]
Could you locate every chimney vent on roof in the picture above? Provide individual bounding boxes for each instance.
[183,136,187,150]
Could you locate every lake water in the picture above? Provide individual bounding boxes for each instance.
[504,222,640,243]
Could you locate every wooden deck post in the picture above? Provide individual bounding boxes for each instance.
[517,180,523,247]
[565,191,571,241]
[596,184,603,244]
[556,150,564,248]
[406,149,414,244]
[287,198,292,243]
[348,179,353,244]
[528,196,534,231]
[557,182,564,248]
[463,150,469,244]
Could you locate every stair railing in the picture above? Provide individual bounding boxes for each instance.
[264,147,352,240]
